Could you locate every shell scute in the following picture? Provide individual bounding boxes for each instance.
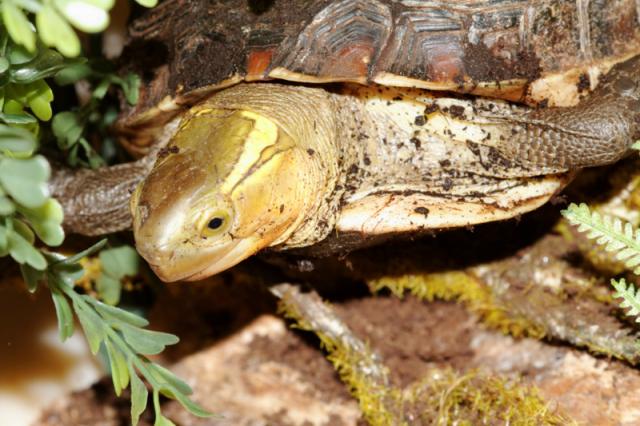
[120,0,640,130]
[270,0,392,82]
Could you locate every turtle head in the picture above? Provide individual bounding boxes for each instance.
[131,105,310,282]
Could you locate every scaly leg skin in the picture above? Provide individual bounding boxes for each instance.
[49,156,154,235]
[492,54,640,172]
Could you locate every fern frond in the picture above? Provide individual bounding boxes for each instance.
[611,278,640,322]
[562,203,640,274]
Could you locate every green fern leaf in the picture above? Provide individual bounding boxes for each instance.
[612,278,640,322]
[562,203,640,274]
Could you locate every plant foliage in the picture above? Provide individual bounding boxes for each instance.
[2,0,156,58]
[563,202,640,324]
[562,203,640,274]
[23,241,212,425]
[0,1,213,424]
[0,37,66,271]
[611,278,640,322]
[52,60,140,167]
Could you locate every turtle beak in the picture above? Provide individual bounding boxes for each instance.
[138,236,262,282]
[131,178,265,282]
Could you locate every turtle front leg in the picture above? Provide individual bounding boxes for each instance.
[498,54,640,171]
[49,156,155,236]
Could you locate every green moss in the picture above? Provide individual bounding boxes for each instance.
[277,292,569,425]
[277,298,397,425]
[368,271,546,339]
[405,370,570,425]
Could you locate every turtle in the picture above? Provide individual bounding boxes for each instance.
[50,0,640,282]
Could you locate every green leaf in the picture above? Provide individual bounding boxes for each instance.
[612,278,640,322]
[74,300,105,354]
[77,137,106,168]
[100,245,139,279]
[11,217,35,243]
[562,203,640,274]
[66,140,80,166]
[22,79,54,121]
[122,73,140,105]
[11,0,42,14]
[135,0,158,8]
[20,263,44,292]
[130,368,149,426]
[10,48,72,83]
[19,199,65,246]
[0,225,7,255]
[8,228,47,269]
[120,324,179,356]
[148,364,192,396]
[92,77,110,99]
[0,195,15,215]
[0,112,37,124]
[51,287,74,340]
[56,238,106,265]
[52,111,84,148]
[47,257,85,286]
[54,0,110,33]
[172,391,212,418]
[105,340,129,395]
[54,62,91,85]
[6,43,37,65]
[93,300,149,328]
[87,148,105,168]
[0,155,50,208]
[97,273,121,305]
[2,97,25,114]
[36,4,81,57]
[2,0,36,52]
[0,124,36,154]
[154,415,176,426]
[78,0,114,10]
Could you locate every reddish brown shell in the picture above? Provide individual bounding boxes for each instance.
[118,0,640,150]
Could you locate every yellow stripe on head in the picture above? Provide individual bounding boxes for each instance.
[132,103,310,282]
[221,111,280,193]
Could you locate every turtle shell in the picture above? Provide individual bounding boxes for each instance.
[118,0,640,150]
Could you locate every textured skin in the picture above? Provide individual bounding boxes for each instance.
[49,157,156,235]
[119,0,640,134]
[501,54,640,170]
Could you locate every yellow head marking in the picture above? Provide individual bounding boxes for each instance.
[131,103,309,282]
[221,111,280,193]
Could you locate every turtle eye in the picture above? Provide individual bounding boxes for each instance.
[202,210,231,237]
[208,217,224,230]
